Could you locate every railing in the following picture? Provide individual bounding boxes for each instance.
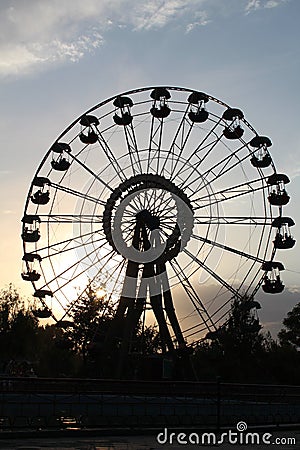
[0,377,299,431]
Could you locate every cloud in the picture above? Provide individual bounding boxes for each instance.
[265,0,285,7]
[245,0,289,13]
[0,35,104,76]
[131,0,204,31]
[245,0,261,13]
[0,2,104,76]
[287,285,300,295]
[0,0,291,77]
[186,11,210,33]
[0,170,13,177]
[0,33,103,75]
[0,0,113,76]
[2,210,16,215]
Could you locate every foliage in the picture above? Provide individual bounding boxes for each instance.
[278,302,300,349]
[64,284,164,378]
[66,284,115,361]
[0,284,38,365]
[35,324,81,377]
[0,284,299,383]
[215,295,265,358]
[0,284,30,332]
[193,296,268,382]
[133,324,163,355]
[260,340,300,385]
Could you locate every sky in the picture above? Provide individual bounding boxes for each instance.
[0,0,299,338]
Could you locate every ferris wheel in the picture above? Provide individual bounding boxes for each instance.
[21,86,295,364]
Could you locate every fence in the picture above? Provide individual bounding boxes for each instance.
[0,377,299,430]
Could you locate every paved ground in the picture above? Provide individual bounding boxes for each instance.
[0,428,299,450]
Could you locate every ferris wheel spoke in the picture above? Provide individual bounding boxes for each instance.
[51,246,116,296]
[226,223,271,296]
[181,309,223,338]
[190,234,265,263]
[201,155,252,194]
[193,216,272,225]
[186,116,223,159]
[138,191,149,209]
[122,122,143,174]
[47,235,107,258]
[32,228,103,254]
[183,247,243,299]
[147,115,156,173]
[159,203,176,219]
[183,325,211,339]
[51,182,106,206]
[179,139,251,193]
[152,189,168,215]
[160,104,191,176]
[159,223,177,234]
[121,221,136,235]
[192,178,268,210]
[239,262,264,298]
[173,136,220,187]
[156,120,164,174]
[95,126,127,181]
[192,175,267,203]
[60,250,121,320]
[126,190,146,211]
[188,142,254,194]
[193,132,223,167]
[172,117,223,183]
[103,258,126,304]
[184,305,233,339]
[126,202,140,213]
[145,186,159,211]
[39,238,112,292]
[206,299,236,331]
[38,214,103,223]
[153,192,174,216]
[147,117,165,174]
[66,151,113,191]
[169,259,217,332]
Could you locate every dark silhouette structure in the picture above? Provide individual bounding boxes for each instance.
[20,86,295,380]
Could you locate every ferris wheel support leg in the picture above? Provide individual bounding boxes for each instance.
[112,222,152,378]
[114,296,137,379]
[145,262,174,354]
[158,262,186,347]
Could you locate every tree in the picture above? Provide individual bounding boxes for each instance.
[0,284,26,332]
[213,295,264,358]
[194,295,267,382]
[67,284,115,362]
[133,324,163,355]
[66,282,163,378]
[278,302,300,349]
[0,284,39,367]
[35,324,81,377]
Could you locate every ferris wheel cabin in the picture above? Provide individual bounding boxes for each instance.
[250,135,273,168]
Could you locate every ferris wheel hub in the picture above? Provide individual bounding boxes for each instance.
[103,173,193,259]
[135,209,160,230]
